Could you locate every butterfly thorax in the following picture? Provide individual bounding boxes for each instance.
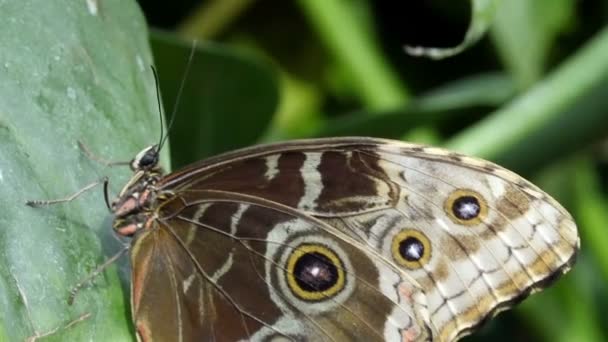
[111,145,166,237]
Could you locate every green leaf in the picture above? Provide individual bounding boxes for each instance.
[491,0,576,89]
[151,30,280,168]
[573,157,608,285]
[413,72,516,112]
[297,0,410,110]
[311,72,515,138]
[405,0,502,59]
[0,0,162,340]
[446,26,608,171]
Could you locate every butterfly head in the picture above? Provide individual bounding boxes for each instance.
[131,145,160,172]
[112,145,163,237]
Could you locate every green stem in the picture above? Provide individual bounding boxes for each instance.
[178,0,254,38]
[297,0,409,110]
[446,26,608,158]
[573,157,608,283]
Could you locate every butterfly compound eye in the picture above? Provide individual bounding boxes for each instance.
[139,149,158,168]
[131,145,159,171]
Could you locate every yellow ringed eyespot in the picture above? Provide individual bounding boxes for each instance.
[445,189,488,225]
[285,244,345,301]
[391,229,431,269]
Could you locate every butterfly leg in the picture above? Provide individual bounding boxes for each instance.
[25,312,91,342]
[25,141,129,208]
[68,246,129,305]
[25,176,110,209]
[77,140,130,167]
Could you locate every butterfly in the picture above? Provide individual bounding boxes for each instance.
[90,136,579,341]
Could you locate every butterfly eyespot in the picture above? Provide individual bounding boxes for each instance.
[285,244,345,301]
[445,189,488,225]
[391,229,431,269]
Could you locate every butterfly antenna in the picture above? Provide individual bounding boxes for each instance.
[150,65,164,151]
[158,39,198,152]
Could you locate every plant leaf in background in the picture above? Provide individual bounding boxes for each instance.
[0,0,161,340]
[312,72,517,138]
[447,26,608,171]
[297,0,410,110]
[405,0,501,59]
[151,30,279,168]
[491,0,576,89]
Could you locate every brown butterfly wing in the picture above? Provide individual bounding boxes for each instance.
[133,137,577,341]
[131,190,424,341]
[160,138,397,217]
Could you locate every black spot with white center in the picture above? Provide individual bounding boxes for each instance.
[293,252,338,292]
[452,195,481,220]
[399,237,425,262]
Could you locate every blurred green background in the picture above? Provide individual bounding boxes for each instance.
[1,0,607,341]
